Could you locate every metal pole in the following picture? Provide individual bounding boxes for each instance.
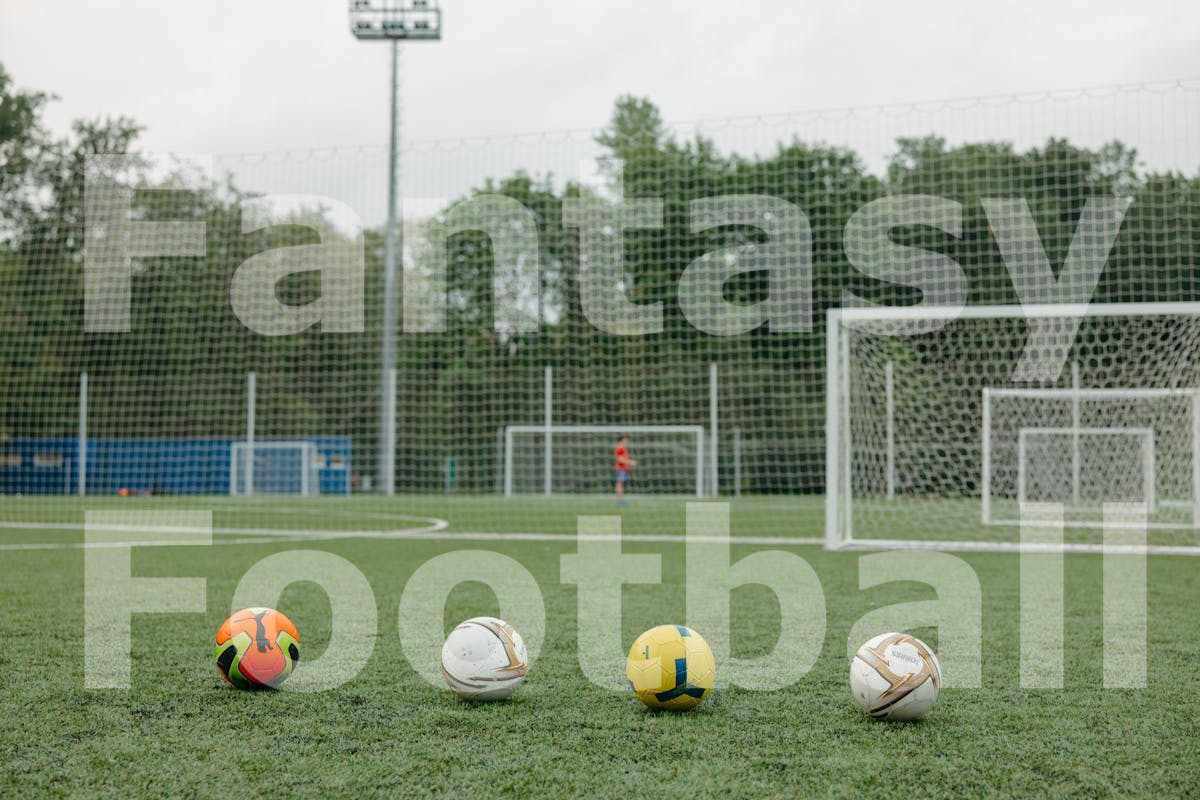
[709,362,719,497]
[543,366,553,495]
[824,311,841,548]
[981,387,991,524]
[246,371,256,497]
[78,371,87,496]
[496,427,504,494]
[383,367,396,493]
[1017,430,1027,508]
[504,427,515,496]
[378,40,402,496]
[1192,392,1200,527]
[841,330,853,540]
[1143,432,1155,514]
[885,360,895,500]
[733,427,742,498]
[1071,361,1081,506]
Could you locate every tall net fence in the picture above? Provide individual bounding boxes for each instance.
[2,79,1199,514]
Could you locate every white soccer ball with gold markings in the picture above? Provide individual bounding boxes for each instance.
[441,617,529,700]
[850,632,942,721]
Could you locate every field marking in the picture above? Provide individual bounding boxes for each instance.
[0,518,449,537]
[364,531,826,546]
[0,514,450,551]
[840,538,1200,557]
[2,523,1196,554]
[0,516,824,551]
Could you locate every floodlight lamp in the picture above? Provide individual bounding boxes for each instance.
[349,0,443,41]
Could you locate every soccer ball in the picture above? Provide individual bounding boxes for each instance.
[213,607,300,690]
[849,632,941,720]
[441,617,529,700]
[626,624,715,711]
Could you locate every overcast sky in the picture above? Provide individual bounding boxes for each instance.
[3,0,1198,154]
[2,1,1199,227]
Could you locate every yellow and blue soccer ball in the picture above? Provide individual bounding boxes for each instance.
[625,624,715,711]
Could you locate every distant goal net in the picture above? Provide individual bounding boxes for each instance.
[230,441,321,496]
[503,425,705,496]
[826,302,1200,553]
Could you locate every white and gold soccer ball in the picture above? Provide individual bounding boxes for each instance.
[850,632,942,721]
[441,616,529,700]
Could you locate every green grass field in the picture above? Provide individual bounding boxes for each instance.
[1,495,1198,798]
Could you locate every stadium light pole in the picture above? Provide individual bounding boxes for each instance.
[349,1,442,495]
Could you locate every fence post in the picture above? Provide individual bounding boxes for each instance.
[246,371,256,497]
[78,371,88,496]
[733,427,742,498]
[709,362,719,496]
[543,365,553,496]
[885,360,895,500]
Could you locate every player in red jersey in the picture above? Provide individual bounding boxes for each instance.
[614,433,636,504]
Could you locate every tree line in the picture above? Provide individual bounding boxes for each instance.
[1,65,1197,492]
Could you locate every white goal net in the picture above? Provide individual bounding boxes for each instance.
[983,389,1200,527]
[1017,426,1155,511]
[826,303,1200,552]
[503,425,705,496]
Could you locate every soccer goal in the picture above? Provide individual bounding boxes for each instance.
[982,388,1200,528]
[1017,426,1155,510]
[825,302,1200,553]
[230,441,320,496]
[503,425,705,496]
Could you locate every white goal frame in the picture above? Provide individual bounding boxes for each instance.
[982,387,1200,527]
[230,441,319,497]
[503,425,706,497]
[825,301,1200,554]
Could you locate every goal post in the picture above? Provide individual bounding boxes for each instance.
[503,425,705,497]
[231,441,320,496]
[825,302,1200,553]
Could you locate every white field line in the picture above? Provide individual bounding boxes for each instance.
[4,524,1195,555]
[0,516,448,551]
[986,517,1197,532]
[9,518,1193,555]
[0,517,825,551]
[840,538,1200,557]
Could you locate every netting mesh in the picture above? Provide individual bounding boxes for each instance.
[1018,429,1153,508]
[839,313,1200,543]
[2,79,1199,537]
[506,428,702,496]
[987,392,1197,525]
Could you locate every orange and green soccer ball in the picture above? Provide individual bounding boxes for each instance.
[626,624,716,711]
[213,607,300,690]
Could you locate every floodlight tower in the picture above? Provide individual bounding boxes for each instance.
[349,1,442,495]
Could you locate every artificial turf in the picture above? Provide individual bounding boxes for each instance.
[0,495,1197,798]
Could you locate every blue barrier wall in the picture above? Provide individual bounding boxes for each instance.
[0,437,352,495]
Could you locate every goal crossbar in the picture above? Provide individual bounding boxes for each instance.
[833,301,1200,324]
